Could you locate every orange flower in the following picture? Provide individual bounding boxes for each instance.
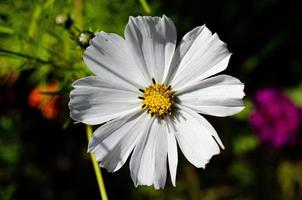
[28,82,60,119]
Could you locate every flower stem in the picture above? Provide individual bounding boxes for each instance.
[86,125,108,200]
[138,0,152,14]
[0,48,59,68]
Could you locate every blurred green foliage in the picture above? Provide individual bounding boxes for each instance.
[278,161,302,199]
[288,83,302,107]
[0,117,19,200]
[0,0,154,85]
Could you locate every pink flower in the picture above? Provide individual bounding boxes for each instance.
[249,88,301,149]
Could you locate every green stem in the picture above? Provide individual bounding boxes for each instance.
[139,0,152,14]
[74,0,83,30]
[0,48,59,68]
[86,125,108,200]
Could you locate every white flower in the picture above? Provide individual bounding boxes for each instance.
[69,15,245,189]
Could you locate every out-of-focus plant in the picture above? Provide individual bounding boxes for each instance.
[249,88,301,149]
[0,0,154,86]
[28,82,60,119]
[278,160,302,199]
[0,117,19,200]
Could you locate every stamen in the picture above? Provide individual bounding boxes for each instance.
[139,89,145,93]
[139,82,174,117]
[152,78,156,85]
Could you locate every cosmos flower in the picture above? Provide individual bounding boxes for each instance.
[249,88,301,149]
[69,16,245,189]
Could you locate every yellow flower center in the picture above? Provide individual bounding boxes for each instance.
[139,80,174,117]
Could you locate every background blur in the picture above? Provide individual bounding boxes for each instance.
[1,0,302,199]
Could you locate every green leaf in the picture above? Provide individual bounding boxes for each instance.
[232,99,253,120]
[0,25,14,34]
[233,133,259,155]
[287,84,302,106]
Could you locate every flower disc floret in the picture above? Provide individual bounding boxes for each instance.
[140,82,174,117]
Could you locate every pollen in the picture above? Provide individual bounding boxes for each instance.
[139,80,174,117]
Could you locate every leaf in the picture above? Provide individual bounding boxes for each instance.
[0,25,14,34]
[287,84,302,106]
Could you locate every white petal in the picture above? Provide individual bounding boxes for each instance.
[69,76,140,125]
[84,31,148,88]
[88,110,148,172]
[125,15,177,83]
[177,75,245,117]
[165,25,231,89]
[171,106,223,168]
[130,118,168,189]
[166,118,178,186]
[164,26,207,85]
